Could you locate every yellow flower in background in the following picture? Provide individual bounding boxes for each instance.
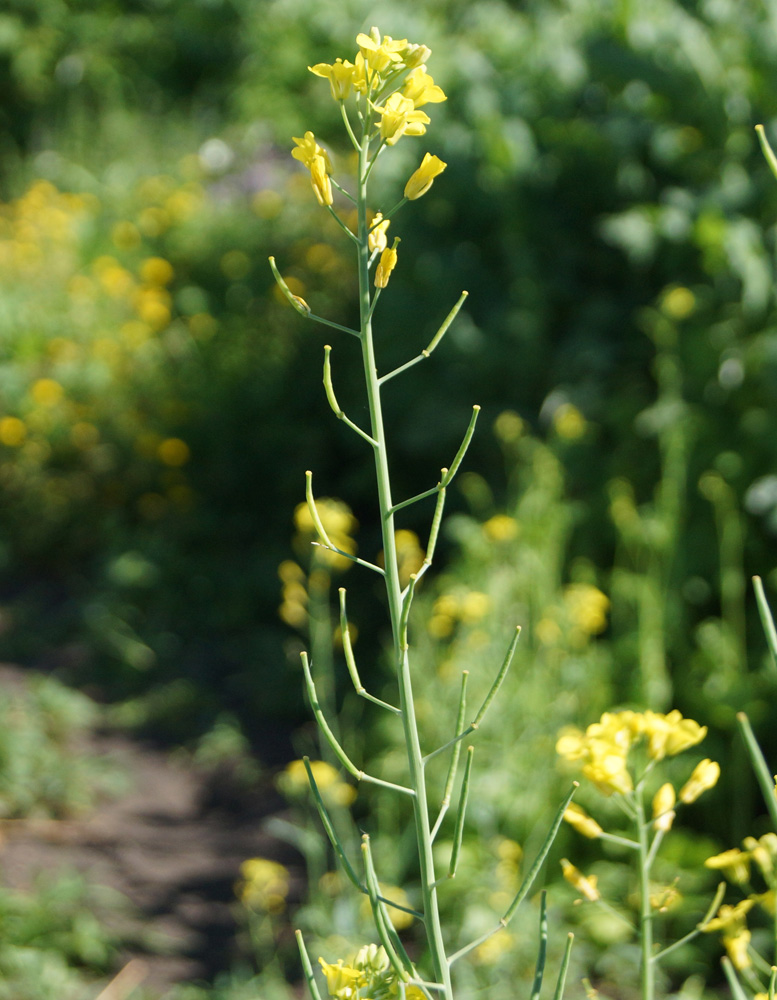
[744,833,777,878]
[31,378,64,407]
[375,93,430,145]
[561,859,600,901]
[661,285,696,320]
[723,926,751,970]
[652,783,676,832]
[705,848,751,884]
[563,583,609,636]
[679,758,720,804]
[394,529,425,586]
[368,213,390,253]
[0,416,27,447]
[308,58,357,101]
[278,759,356,807]
[157,437,190,467]
[482,514,519,542]
[359,883,414,930]
[563,802,603,839]
[402,68,447,107]
[404,153,447,200]
[641,709,707,761]
[294,497,357,571]
[237,857,290,912]
[375,242,399,288]
[140,256,174,286]
[553,402,587,440]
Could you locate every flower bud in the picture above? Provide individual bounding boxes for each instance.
[652,782,676,832]
[404,153,447,200]
[679,758,720,804]
[375,240,400,288]
[563,802,602,839]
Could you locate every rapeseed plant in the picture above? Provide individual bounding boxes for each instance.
[271,26,576,1000]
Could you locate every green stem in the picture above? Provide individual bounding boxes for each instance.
[635,788,655,1000]
[355,130,453,999]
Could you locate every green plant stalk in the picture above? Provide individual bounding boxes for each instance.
[635,786,655,1000]
[355,131,452,998]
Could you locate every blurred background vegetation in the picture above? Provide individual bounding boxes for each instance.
[2,0,777,995]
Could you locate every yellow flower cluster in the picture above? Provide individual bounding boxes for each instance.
[294,27,448,291]
[556,709,713,796]
[702,834,777,971]
[318,944,424,1000]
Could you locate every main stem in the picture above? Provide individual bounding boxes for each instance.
[635,790,655,1000]
[356,133,453,1000]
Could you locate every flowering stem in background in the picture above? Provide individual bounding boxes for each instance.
[635,787,655,1000]
[737,712,777,832]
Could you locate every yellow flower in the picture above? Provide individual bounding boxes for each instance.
[237,857,289,912]
[679,758,720,803]
[355,27,406,74]
[561,858,600,901]
[744,833,777,878]
[31,377,64,407]
[368,212,390,253]
[157,438,190,467]
[375,241,399,288]
[563,802,603,839]
[375,93,430,145]
[291,132,334,206]
[703,898,756,933]
[308,58,356,101]
[553,402,587,440]
[652,783,676,832]
[404,153,447,200]
[722,926,751,970]
[482,514,519,542]
[705,848,751,884]
[402,67,447,107]
[318,958,364,999]
[393,529,425,586]
[641,710,707,761]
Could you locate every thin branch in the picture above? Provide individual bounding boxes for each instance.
[305,471,384,574]
[325,204,359,243]
[339,102,361,152]
[448,784,578,966]
[331,176,357,203]
[431,671,468,843]
[552,934,575,1000]
[379,291,469,385]
[441,405,481,488]
[362,834,413,982]
[296,929,324,1000]
[414,483,447,586]
[737,712,777,830]
[301,653,414,797]
[753,575,777,671]
[756,124,777,182]
[529,891,548,1000]
[323,345,379,447]
[303,755,362,889]
[654,881,727,963]
[339,588,401,714]
[269,256,360,337]
[447,746,474,879]
[472,626,521,727]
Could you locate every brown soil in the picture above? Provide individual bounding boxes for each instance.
[0,668,300,998]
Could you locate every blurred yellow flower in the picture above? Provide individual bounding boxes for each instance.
[111,220,141,250]
[157,438,190,467]
[561,858,600,901]
[0,417,27,447]
[493,410,525,443]
[482,514,519,542]
[278,759,356,807]
[237,857,290,912]
[679,758,720,804]
[563,583,609,636]
[553,403,587,440]
[705,848,751,884]
[652,783,676,832]
[140,256,174,286]
[564,802,603,839]
[661,285,696,320]
[31,378,64,407]
[394,529,425,586]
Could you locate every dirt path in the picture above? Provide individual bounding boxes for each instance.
[0,720,297,996]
